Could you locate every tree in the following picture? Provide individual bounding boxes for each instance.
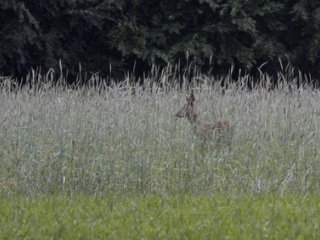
[1,0,320,83]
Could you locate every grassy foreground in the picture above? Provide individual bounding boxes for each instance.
[1,194,319,239]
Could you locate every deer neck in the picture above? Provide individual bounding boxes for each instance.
[187,113,199,126]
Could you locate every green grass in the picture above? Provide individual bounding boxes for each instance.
[1,194,319,239]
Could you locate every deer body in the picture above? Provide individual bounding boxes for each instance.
[176,91,232,144]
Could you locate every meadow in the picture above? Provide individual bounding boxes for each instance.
[1,68,320,238]
[1,194,320,239]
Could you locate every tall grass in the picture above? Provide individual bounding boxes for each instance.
[1,67,320,195]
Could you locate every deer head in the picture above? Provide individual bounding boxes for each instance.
[176,91,197,123]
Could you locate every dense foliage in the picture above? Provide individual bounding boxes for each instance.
[1,0,320,82]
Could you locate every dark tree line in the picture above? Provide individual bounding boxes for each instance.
[1,0,320,83]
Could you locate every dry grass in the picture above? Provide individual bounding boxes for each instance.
[0,68,320,195]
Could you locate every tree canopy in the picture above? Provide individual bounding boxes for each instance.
[1,0,320,83]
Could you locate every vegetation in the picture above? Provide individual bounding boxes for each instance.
[3,1,320,237]
[1,194,320,239]
[1,67,320,238]
[0,66,320,195]
[1,0,320,81]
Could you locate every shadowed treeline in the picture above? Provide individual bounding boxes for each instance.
[1,0,320,84]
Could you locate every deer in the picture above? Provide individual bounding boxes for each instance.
[176,91,233,147]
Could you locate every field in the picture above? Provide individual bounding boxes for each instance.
[1,70,320,238]
[1,194,320,239]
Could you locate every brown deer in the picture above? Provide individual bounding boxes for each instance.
[176,91,232,146]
